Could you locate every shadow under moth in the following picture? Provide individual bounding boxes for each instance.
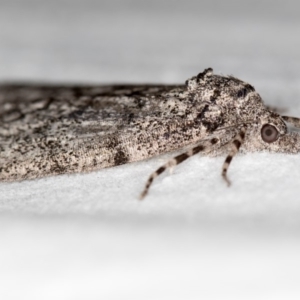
[1,68,300,199]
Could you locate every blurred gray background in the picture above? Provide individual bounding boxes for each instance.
[1,1,300,299]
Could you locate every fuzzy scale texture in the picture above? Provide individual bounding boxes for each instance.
[1,1,300,300]
[1,68,299,185]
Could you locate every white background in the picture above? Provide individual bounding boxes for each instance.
[1,0,300,299]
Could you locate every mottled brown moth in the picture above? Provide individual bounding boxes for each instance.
[1,68,300,199]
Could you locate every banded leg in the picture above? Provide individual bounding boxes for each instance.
[139,137,219,200]
[222,127,247,186]
[282,116,300,128]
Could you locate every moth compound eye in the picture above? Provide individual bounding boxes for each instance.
[261,124,279,143]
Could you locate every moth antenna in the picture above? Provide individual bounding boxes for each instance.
[139,137,219,200]
[222,127,247,186]
[282,116,300,128]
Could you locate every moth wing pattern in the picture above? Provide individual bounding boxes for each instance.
[0,82,218,181]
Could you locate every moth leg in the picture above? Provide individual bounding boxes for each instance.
[282,116,300,128]
[139,137,219,200]
[222,127,247,186]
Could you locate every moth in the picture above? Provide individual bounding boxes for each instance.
[1,68,300,199]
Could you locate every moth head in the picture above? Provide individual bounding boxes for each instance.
[244,111,300,154]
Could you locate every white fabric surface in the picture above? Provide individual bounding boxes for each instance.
[1,0,300,299]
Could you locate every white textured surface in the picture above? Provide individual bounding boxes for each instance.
[1,0,300,299]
